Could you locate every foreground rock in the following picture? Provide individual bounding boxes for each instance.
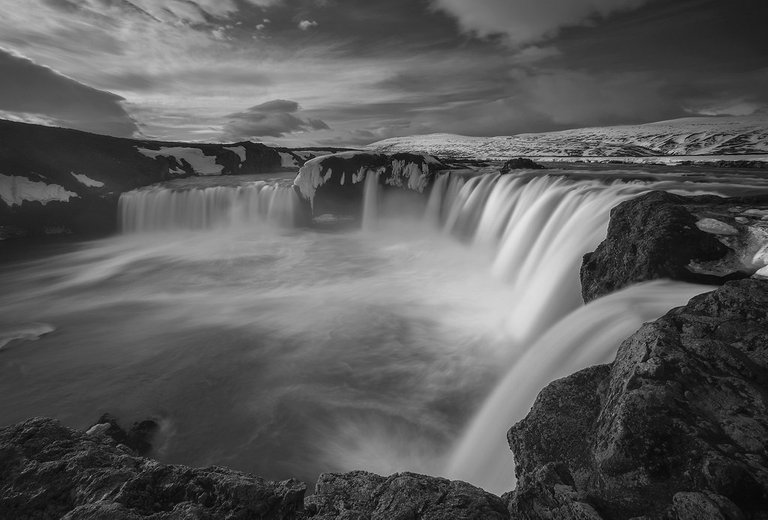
[304,470,509,519]
[581,190,768,302]
[0,417,305,519]
[0,418,508,520]
[508,279,768,519]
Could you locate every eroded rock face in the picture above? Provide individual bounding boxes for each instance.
[0,417,306,520]
[508,279,768,520]
[580,191,768,302]
[304,470,509,520]
[293,152,444,217]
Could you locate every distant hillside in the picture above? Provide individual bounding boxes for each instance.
[369,116,768,160]
[0,119,341,238]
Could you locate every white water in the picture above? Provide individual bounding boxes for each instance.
[119,179,301,232]
[5,167,757,495]
[444,280,709,493]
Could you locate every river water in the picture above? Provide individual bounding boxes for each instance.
[1,166,766,494]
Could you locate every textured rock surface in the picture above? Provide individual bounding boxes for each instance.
[499,158,546,173]
[304,470,509,520]
[508,279,768,520]
[581,191,768,302]
[0,417,306,519]
[293,152,444,217]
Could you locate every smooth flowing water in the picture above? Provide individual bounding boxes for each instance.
[2,168,766,494]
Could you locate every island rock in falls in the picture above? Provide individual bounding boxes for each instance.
[293,151,445,218]
[508,278,768,520]
[580,190,768,302]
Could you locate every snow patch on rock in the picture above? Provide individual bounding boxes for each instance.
[279,152,299,169]
[136,147,223,175]
[71,172,104,188]
[225,146,247,162]
[0,174,78,206]
[293,152,440,208]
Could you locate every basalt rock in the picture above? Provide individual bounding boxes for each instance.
[500,158,546,173]
[0,417,306,519]
[580,190,768,302]
[304,470,509,520]
[0,417,512,520]
[293,152,445,218]
[508,279,768,520]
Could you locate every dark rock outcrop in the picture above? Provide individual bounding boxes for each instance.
[293,152,445,218]
[508,279,768,520]
[0,119,331,238]
[500,158,546,173]
[580,191,768,302]
[0,418,511,520]
[0,417,306,519]
[87,413,159,456]
[304,470,509,520]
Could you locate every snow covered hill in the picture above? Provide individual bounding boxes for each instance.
[369,116,768,160]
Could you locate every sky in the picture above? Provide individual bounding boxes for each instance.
[0,0,766,146]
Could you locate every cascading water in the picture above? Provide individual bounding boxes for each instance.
[6,167,754,498]
[422,173,652,342]
[119,180,301,232]
[444,280,709,493]
[361,170,381,231]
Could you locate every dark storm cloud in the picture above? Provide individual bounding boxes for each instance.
[222,99,331,139]
[0,48,139,137]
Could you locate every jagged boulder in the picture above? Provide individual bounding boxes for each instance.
[580,191,768,302]
[304,470,509,519]
[0,417,306,519]
[508,279,768,519]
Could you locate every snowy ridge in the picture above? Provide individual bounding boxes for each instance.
[369,116,768,160]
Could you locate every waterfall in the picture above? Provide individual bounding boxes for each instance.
[423,173,652,342]
[361,170,381,231]
[444,280,709,494]
[119,181,301,232]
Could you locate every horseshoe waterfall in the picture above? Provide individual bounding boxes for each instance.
[0,170,714,497]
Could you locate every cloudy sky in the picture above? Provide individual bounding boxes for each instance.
[0,0,766,145]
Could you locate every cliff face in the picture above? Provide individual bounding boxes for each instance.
[581,191,768,302]
[508,279,768,520]
[0,119,326,238]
